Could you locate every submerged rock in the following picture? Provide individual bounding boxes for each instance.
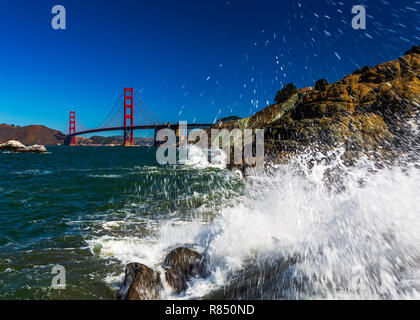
[163,247,207,293]
[0,140,47,153]
[117,263,162,300]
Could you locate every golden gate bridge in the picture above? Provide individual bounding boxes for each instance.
[65,88,213,146]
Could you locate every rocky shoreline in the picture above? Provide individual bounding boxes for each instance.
[214,46,419,170]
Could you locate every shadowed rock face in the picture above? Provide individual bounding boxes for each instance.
[117,263,162,300]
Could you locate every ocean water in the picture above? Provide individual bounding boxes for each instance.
[1,145,419,300]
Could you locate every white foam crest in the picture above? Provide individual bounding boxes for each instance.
[181,144,227,169]
[88,174,123,178]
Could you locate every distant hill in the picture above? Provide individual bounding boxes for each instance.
[0,124,65,145]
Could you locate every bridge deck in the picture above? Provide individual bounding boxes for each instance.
[68,124,213,137]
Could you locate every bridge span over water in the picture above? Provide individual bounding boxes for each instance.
[65,88,213,146]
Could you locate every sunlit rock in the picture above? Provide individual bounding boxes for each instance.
[0,140,47,153]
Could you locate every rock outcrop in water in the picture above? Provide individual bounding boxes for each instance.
[214,46,419,164]
[117,263,162,300]
[163,247,207,293]
[117,247,206,299]
[0,140,47,153]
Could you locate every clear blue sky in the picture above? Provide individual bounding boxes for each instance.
[0,0,418,137]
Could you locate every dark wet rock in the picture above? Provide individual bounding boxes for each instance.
[117,248,208,299]
[163,247,207,278]
[163,247,207,293]
[117,262,162,300]
[164,265,188,293]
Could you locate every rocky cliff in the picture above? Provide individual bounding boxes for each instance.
[217,46,419,163]
[0,124,65,146]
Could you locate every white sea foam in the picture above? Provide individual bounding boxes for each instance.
[88,174,122,178]
[101,221,125,230]
[180,144,227,170]
[13,169,52,176]
[91,148,420,299]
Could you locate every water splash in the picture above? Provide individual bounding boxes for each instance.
[180,144,228,170]
[96,147,420,299]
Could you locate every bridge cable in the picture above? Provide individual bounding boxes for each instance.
[133,100,155,125]
[99,103,124,129]
[75,115,90,132]
[133,90,163,124]
[93,91,124,129]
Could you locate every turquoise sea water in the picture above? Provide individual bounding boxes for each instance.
[0,146,243,299]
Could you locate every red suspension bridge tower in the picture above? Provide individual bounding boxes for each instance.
[69,111,76,146]
[123,88,134,146]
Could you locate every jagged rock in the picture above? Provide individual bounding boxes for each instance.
[117,263,162,300]
[163,247,207,293]
[0,140,47,153]
[212,48,420,161]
